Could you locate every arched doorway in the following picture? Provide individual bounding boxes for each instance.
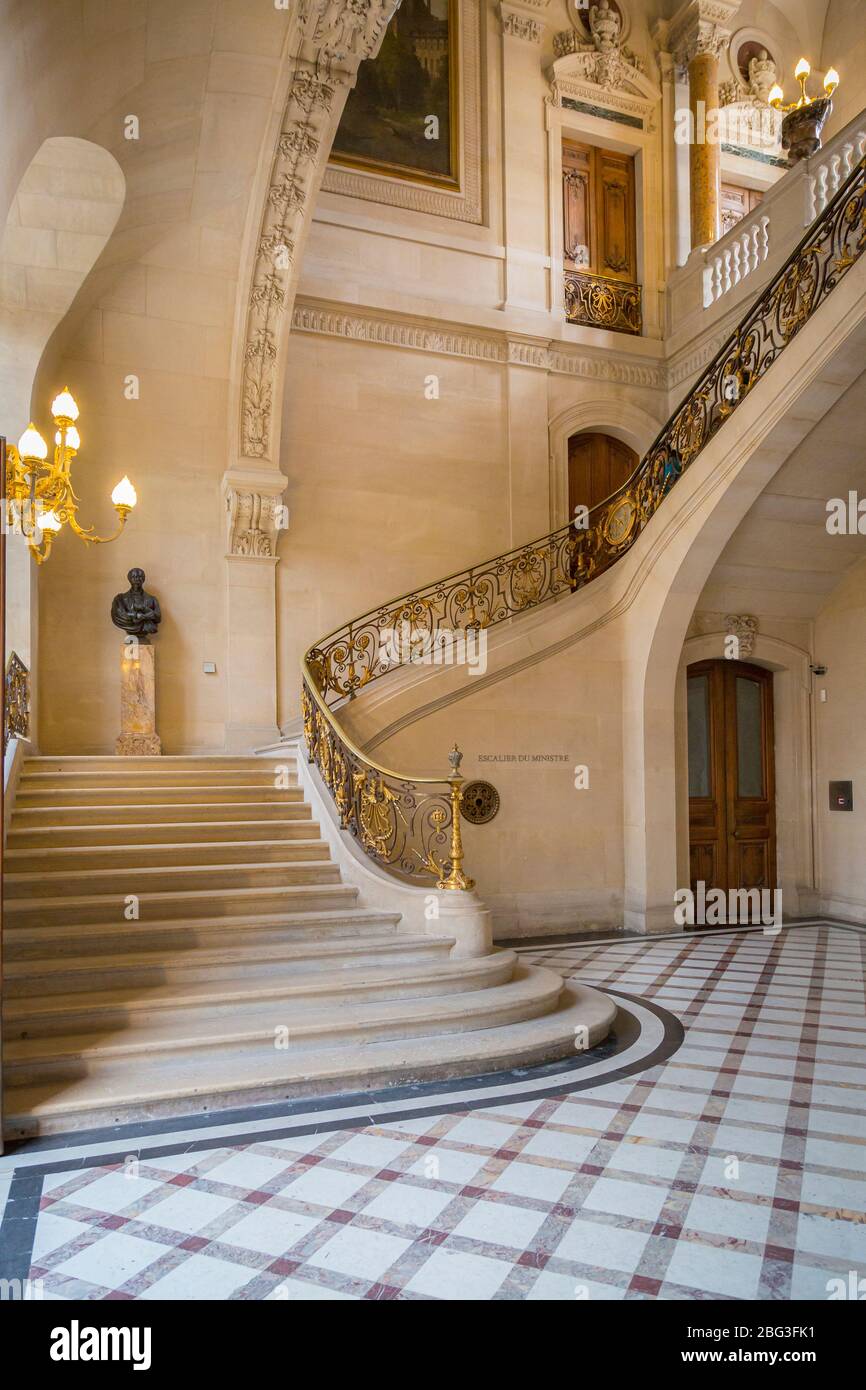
[687,658,777,918]
[567,430,638,521]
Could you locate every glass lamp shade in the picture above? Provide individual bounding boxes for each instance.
[824,67,839,93]
[18,423,48,461]
[795,58,811,80]
[51,387,79,422]
[37,508,62,533]
[111,476,137,509]
[768,83,784,106]
[55,425,81,450]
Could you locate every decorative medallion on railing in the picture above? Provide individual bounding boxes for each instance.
[461,781,501,825]
[4,651,30,749]
[303,155,866,886]
[564,270,642,335]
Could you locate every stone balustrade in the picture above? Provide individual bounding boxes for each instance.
[806,124,866,222]
[703,213,770,308]
[667,111,866,356]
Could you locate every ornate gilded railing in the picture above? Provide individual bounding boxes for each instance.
[564,269,642,335]
[303,153,866,886]
[4,651,30,750]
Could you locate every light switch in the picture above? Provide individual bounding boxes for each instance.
[203,662,216,674]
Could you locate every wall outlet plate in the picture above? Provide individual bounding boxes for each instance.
[829,780,853,811]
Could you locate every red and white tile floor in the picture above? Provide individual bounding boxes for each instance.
[2,923,864,1301]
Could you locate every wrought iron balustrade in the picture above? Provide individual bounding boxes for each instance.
[564,268,642,335]
[4,651,30,750]
[302,154,866,886]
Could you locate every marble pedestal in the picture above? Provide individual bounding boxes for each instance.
[116,639,161,756]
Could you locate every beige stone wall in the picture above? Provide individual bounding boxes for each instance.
[814,555,866,922]
[277,331,511,728]
[6,0,288,753]
[822,0,866,137]
[38,223,239,753]
[372,626,625,937]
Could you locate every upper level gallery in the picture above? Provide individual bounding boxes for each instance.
[298,0,866,377]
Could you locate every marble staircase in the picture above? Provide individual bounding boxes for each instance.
[2,756,614,1137]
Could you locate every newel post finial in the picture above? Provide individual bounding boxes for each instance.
[438,745,475,892]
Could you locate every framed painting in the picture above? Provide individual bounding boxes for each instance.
[330,0,459,190]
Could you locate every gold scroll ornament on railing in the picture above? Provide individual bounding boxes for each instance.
[302,154,866,886]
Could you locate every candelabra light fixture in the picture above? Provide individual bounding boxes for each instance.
[768,60,839,165]
[768,58,839,112]
[4,388,137,564]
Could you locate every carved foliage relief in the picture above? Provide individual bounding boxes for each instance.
[240,1,398,463]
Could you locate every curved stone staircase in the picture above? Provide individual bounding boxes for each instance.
[2,754,613,1137]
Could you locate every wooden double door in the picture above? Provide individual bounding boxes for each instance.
[687,659,776,915]
[562,140,637,282]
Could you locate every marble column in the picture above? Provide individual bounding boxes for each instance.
[688,47,721,248]
[668,0,738,251]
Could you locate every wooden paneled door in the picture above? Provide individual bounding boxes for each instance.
[687,659,776,923]
[568,431,638,520]
[562,140,637,281]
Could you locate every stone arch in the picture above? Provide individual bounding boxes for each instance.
[0,136,125,438]
[618,259,866,931]
[548,395,665,529]
[2,136,125,742]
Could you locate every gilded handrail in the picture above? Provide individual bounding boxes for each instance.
[4,651,30,750]
[302,154,866,885]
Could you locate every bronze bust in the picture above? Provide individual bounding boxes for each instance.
[111,568,161,642]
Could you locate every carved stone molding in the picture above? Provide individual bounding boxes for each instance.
[237,0,399,466]
[224,475,290,559]
[667,0,739,70]
[501,5,543,43]
[725,613,758,657]
[291,297,667,388]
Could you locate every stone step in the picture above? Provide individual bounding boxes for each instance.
[3,959,550,1083]
[2,881,360,928]
[4,944,507,1039]
[3,857,338,899]
[3,907,404,961]
[13,785,303,808]
[10,801,312,826]
[18,769,294,789]
[4,838,332,872]
[6,819,318,848]
[24,756,274,771]
[4,981,614,1137]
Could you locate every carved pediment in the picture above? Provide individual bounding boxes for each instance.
[549,52,659,129]
[549,1,659,122]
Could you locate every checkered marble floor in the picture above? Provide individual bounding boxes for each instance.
[8,923,866,1301]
